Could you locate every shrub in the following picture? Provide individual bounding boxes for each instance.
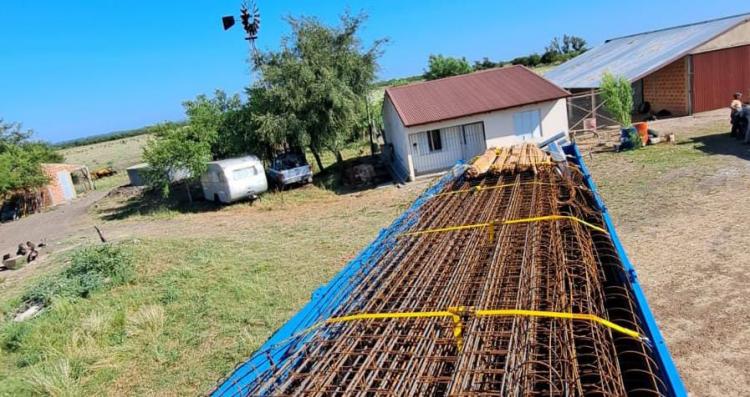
[20,244,134,307]
[600,72,634,127]
[2,322,31,353]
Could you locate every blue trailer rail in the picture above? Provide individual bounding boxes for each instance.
[564,143,686,396]
[212,143,686,396]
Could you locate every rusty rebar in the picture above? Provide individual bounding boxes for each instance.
[235,164,667,396]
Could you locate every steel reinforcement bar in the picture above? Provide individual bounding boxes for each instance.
[212,145,685,396]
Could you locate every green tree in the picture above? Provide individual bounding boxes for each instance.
[249,13,385,170]
[510,53,542,67]
[423,54,472,80]
[563,34,587,53]
[182,90,246,159]
[600,72,633,127]
[473,57,503,71]
[142,123,213,203]
[0,119,61,198]
[542,35,588,64]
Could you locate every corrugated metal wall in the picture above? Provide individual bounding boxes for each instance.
[408,123,487,176]
[409,126,463,175]
[692,44,750,112]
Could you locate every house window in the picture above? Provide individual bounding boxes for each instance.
[513,109,542,140]
[427,129,442,152]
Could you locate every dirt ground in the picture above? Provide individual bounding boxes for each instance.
[0,190,111,296]
[584,109,750,395]
[2,109,748,395]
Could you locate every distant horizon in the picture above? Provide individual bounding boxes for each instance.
[2,1,747,143]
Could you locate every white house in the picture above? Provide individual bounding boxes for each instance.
[382,65,570,181]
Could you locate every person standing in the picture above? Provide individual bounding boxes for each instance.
[730,92,743,138]
[741,103,750,144]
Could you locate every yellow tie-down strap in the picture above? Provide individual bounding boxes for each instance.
[430,180,589,199]
[308,307,644,353]
[399,215,609,239]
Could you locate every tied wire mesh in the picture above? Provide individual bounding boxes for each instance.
[220,164,667,396]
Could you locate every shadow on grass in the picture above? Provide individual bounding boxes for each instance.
[681,131,750,161]
[312,155,395,195]
[100,155,394,221]
[99,185,224,221]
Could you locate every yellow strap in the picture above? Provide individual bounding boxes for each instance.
[475,309,641,339]
[323,308,465,352]
[503,215,609,234]
[399,215,608,238]
[296,307,642,354]
[432,180,583,198]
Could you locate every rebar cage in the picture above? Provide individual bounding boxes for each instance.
[211,144,686,396]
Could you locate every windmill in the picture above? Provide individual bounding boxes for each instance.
[222,1,261,54]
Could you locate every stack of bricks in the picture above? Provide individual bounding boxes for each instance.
[642,57,689,116]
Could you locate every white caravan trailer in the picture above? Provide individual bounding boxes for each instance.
[201,156,268,203]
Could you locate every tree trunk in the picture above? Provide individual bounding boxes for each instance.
[311,147,324,172]
[335,150,344,166]
[185,181,193,204]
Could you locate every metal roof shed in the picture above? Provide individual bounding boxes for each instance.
[546,12,750,116]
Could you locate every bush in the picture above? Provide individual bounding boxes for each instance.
[423,54,473,80]
[2,322,31,353]
[600,72,634,127]
[20,244,134,307]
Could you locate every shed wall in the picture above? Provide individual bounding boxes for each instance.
[692,20,750,54]
[692,44,750,112]
[643,58,689,115]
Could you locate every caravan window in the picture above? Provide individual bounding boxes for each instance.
[232,166,258,181]
[203,171,220,183]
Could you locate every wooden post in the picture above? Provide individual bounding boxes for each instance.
[590,89,597,126]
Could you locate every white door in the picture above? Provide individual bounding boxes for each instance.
[461,122,486,160]
[513,109,542,141]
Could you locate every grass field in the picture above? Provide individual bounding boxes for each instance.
[58,134,151,172]
[3,113,749,395]
[0,178,424,395]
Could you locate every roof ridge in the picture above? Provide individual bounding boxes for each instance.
[606,12,750,43]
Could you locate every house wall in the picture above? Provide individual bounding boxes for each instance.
[383,97,569,180]
[643,57,690,116]
[691,20,750,54]
[382,96,412,180]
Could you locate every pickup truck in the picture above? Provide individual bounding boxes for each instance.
[267,153,313,187]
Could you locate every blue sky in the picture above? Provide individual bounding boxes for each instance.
[1,1,747,142]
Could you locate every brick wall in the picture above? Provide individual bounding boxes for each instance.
[643,57,689,115]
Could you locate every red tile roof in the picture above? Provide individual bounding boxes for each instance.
[385,65,570,127]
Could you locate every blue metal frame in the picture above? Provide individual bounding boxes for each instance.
[213,145,687,396]
[564,143,687,396]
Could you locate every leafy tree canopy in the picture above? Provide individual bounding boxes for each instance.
[423,54,472,80]
[248,12,385,169]
[0,118,62,197]
[142,123,213,201]
[182,90,246,159]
